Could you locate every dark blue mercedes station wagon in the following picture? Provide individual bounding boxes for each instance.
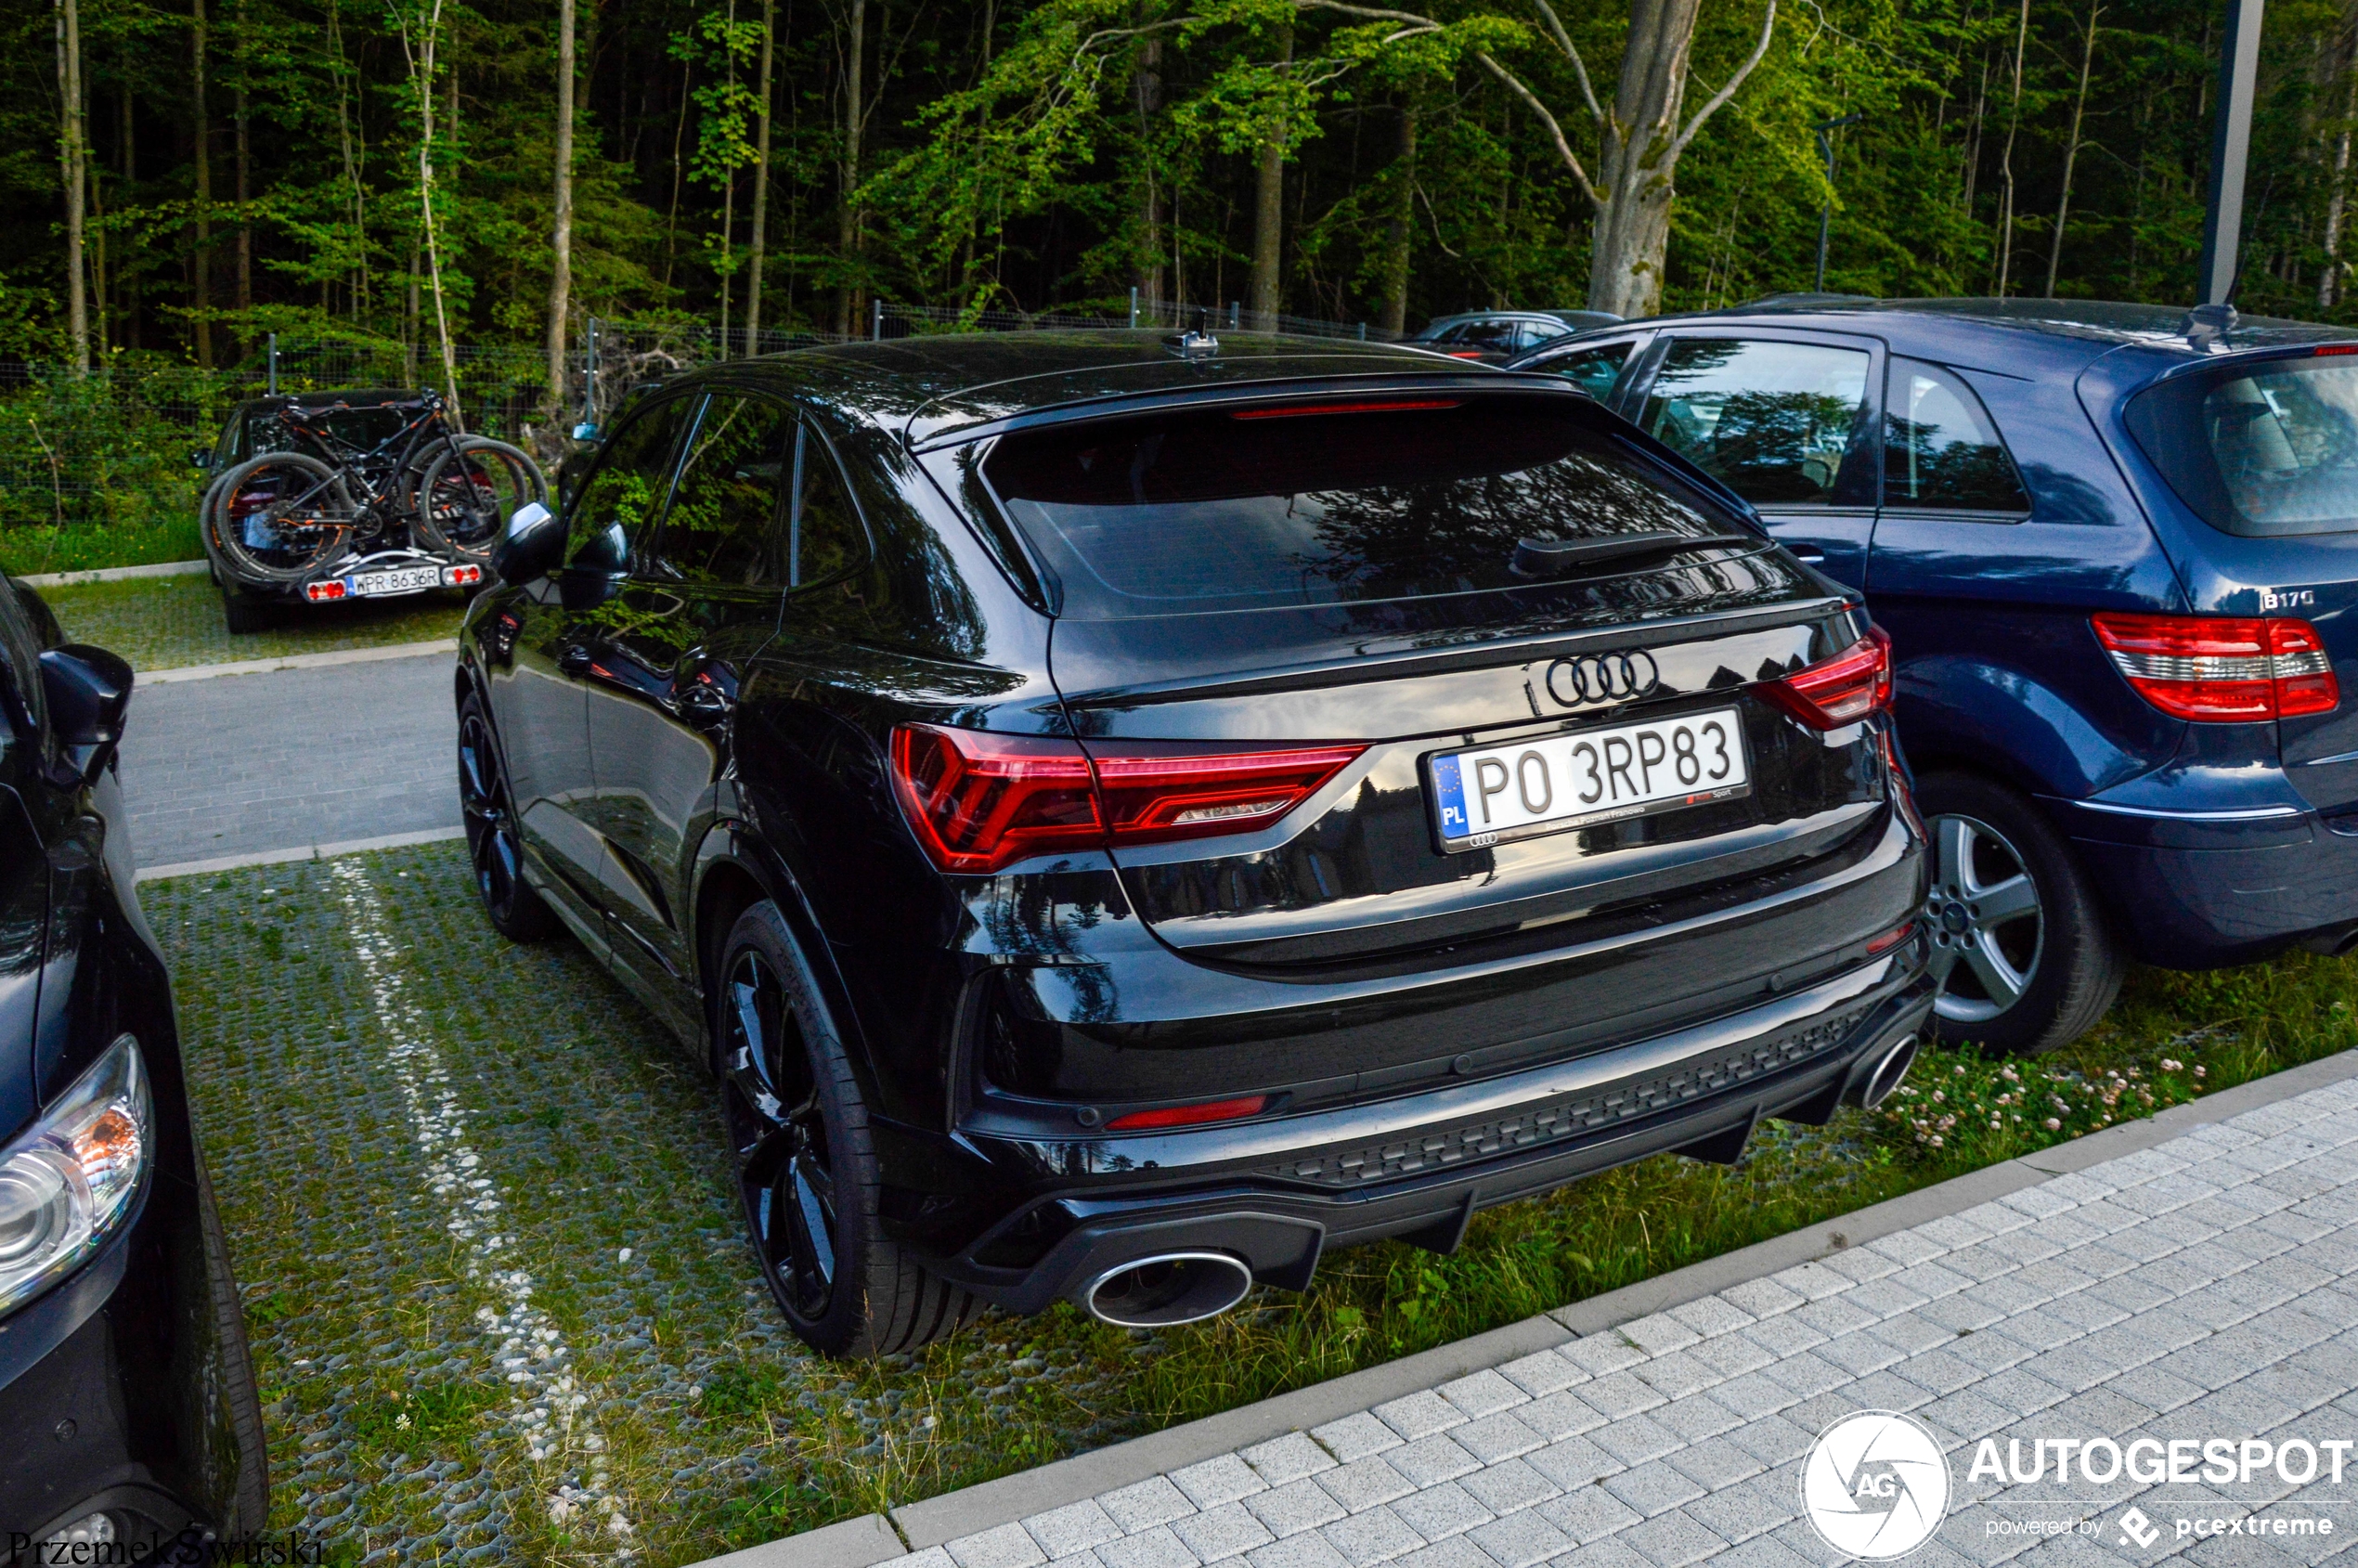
[1516,299,2358,1053]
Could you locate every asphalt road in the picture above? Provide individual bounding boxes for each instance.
[118,650,460,871]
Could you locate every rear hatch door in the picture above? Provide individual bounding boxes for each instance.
[2117,345,2358,817]
[983,387,1905,1091]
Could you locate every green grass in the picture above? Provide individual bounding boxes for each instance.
[150,842,2358,1562]
[33,572,462,670]
[0,514,206,576]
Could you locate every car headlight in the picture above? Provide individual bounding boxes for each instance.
[0,1033,149,1318]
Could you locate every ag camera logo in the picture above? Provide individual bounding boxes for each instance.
[1802,1411,1952,1559]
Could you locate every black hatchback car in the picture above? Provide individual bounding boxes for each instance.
[457,332,1934,1356]
[0,577,266,1549]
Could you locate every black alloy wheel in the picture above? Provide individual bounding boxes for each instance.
[1913,771,2124,1056]
[720,942,841,1324]
[458,693,556,941]
[712,902,983,1357]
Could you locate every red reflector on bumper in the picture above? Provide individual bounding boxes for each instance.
[1105,1095,1269,1131]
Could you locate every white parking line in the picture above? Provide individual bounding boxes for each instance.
[330,859,638,1549]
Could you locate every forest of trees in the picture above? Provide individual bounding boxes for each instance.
[8,0,2358,392]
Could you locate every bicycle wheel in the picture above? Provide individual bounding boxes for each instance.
[414,438,548,564]
[209,453,357,581]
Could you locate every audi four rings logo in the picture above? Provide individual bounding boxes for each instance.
[1545,651,1661,707]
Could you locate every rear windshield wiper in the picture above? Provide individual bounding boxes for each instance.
[1510,530,1762,578]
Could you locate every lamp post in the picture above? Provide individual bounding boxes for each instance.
[2197,0,2265,305]
[1813,113,1865,293]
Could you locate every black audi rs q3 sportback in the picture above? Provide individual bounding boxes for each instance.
[457,332,1935,1357]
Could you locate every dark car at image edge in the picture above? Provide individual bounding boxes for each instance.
[0,576,267,1551]
[456,331,1935,1356]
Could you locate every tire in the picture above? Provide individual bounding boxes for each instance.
[208,453,356,582]
[220,585,273,636]
[458,692,558,942]
[715,901,983,1357]
[1916,771,2125,1055]
[193,1144,271,1534]
[413,438,546,564]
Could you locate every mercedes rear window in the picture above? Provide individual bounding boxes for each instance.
[2126,353,2358,537]
[980,394,1756,619]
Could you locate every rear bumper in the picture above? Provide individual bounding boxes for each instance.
[2049,797,2358,965]
[926,951,1935,1315]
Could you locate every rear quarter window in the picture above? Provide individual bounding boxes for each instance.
[979,394,1760,619]
[2126,353,2358,537]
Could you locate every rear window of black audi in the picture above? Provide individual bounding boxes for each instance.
[2126,352,2358,537]
[979,395,1753,618]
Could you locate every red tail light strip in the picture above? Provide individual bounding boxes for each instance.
[890,725,1366,874]
[2090,615,2339,721]
[1757,626,1894,730]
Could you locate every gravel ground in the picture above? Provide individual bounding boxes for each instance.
[150,843,1157,1564]
[40,574,462,669]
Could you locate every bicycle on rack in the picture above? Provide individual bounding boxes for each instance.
[201,390,546,631]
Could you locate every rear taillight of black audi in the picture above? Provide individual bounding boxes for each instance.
[890,725,1364,874]
[1757,626,1894,730]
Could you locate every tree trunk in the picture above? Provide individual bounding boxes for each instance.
[1587,0,1703,317]
[745,0,775,353]
[191,0,212,368]
[546,0,576,418]
[1132,26,1164,315]
[412,0,461,421]
[1248,18,1291,328]
[55,0,87,372]
[2043,0,2100,297]
[234,0,251,342]
[2325,37,2357,307]
[835,0,865,337]
[1995,0,2030,297]
[1379,98,1416,337]
[666,56,691,290]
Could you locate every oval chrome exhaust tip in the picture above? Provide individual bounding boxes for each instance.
[1080,1251,1254,1328]
[1858,1035,1921,1110]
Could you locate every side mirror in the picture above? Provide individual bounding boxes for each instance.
[571,421,601,442]
[39,643,133,785]
[190,447,214,471]
[492,500,565,585]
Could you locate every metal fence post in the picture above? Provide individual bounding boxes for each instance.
[267,332,279,395]
[582,317,601,427]
[1130,287,1140,330]
[1357,323,1366,341]
[1230,301,1240,330]
[872,299,885,342]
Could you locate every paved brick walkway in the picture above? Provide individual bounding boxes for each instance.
[120,652,458,868]
[908,1081,2358,1568]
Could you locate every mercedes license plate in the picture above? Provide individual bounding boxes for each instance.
[1428,707,1751,852]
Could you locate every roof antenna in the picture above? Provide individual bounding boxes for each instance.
[2183,301,2238,350]
[1166,310,1220,362]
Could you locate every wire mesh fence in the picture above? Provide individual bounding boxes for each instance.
[0,298,1396,534]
